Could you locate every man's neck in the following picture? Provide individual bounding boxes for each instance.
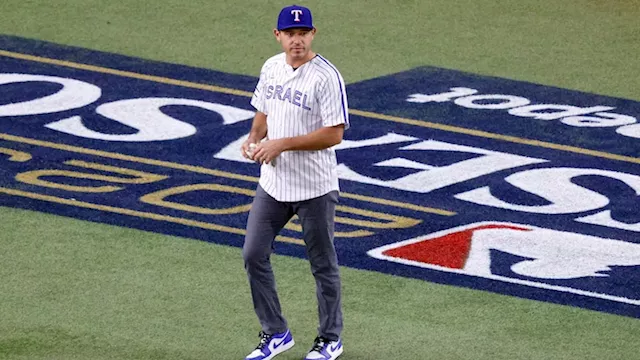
[286,51,316,69]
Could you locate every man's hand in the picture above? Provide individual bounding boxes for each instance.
[252,139,284,165]
[241,111,268,161]
[241,141,257,160]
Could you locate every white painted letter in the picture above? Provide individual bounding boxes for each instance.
[45,98,255,142]
[456,167,640,214]
[616,123,640,139]
[454,94,530,110]
[0,73,101,116]
[508,104,613,121]
[561,112,637,128]
[576,211,640,232]
[337,140,547,193]
[406,87,478,103]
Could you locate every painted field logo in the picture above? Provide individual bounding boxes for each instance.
[2,36,639,318]
[368,222,640,305]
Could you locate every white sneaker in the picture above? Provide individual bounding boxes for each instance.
[245,330,295,360]
[304,336,343,360]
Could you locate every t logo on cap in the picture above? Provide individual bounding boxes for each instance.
[291,9,303,22]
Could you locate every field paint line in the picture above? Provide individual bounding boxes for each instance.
[0,49,253,97]
[0,133,453,215]
[2,49,639,165]
[0,187,304,245]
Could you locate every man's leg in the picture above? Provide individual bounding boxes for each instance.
[243,185,294,334]
[295,191,343,341]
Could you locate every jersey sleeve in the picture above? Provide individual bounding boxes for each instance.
[319,69,350,129]
[251,64,268,115]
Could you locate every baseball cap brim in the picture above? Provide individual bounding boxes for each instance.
[277,24,314,31]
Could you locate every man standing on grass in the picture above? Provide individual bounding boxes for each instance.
[241,4,348,360]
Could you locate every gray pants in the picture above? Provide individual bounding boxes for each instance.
[243,185,343,341]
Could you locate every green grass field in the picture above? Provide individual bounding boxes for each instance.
[1,1,639,359]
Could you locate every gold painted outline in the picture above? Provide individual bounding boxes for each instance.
[0,187,303,245]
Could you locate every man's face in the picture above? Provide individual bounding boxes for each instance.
[275,28,316,60]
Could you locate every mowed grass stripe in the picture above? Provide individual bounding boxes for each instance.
[2,206,639,360]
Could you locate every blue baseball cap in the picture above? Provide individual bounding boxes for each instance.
[277,5,314,31]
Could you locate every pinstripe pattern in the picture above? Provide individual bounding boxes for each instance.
[250,53,349,202]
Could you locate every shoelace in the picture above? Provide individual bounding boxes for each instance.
[311,336,330,352]
[255,331,272,350]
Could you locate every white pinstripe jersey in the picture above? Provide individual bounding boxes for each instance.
[251,52,349,202]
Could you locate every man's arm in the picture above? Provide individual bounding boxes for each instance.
[280,124,344,151]
[252,124,344,164]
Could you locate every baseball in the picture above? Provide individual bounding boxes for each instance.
[245,143,257,159]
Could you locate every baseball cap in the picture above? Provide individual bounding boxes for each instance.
[277,5,314,31]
